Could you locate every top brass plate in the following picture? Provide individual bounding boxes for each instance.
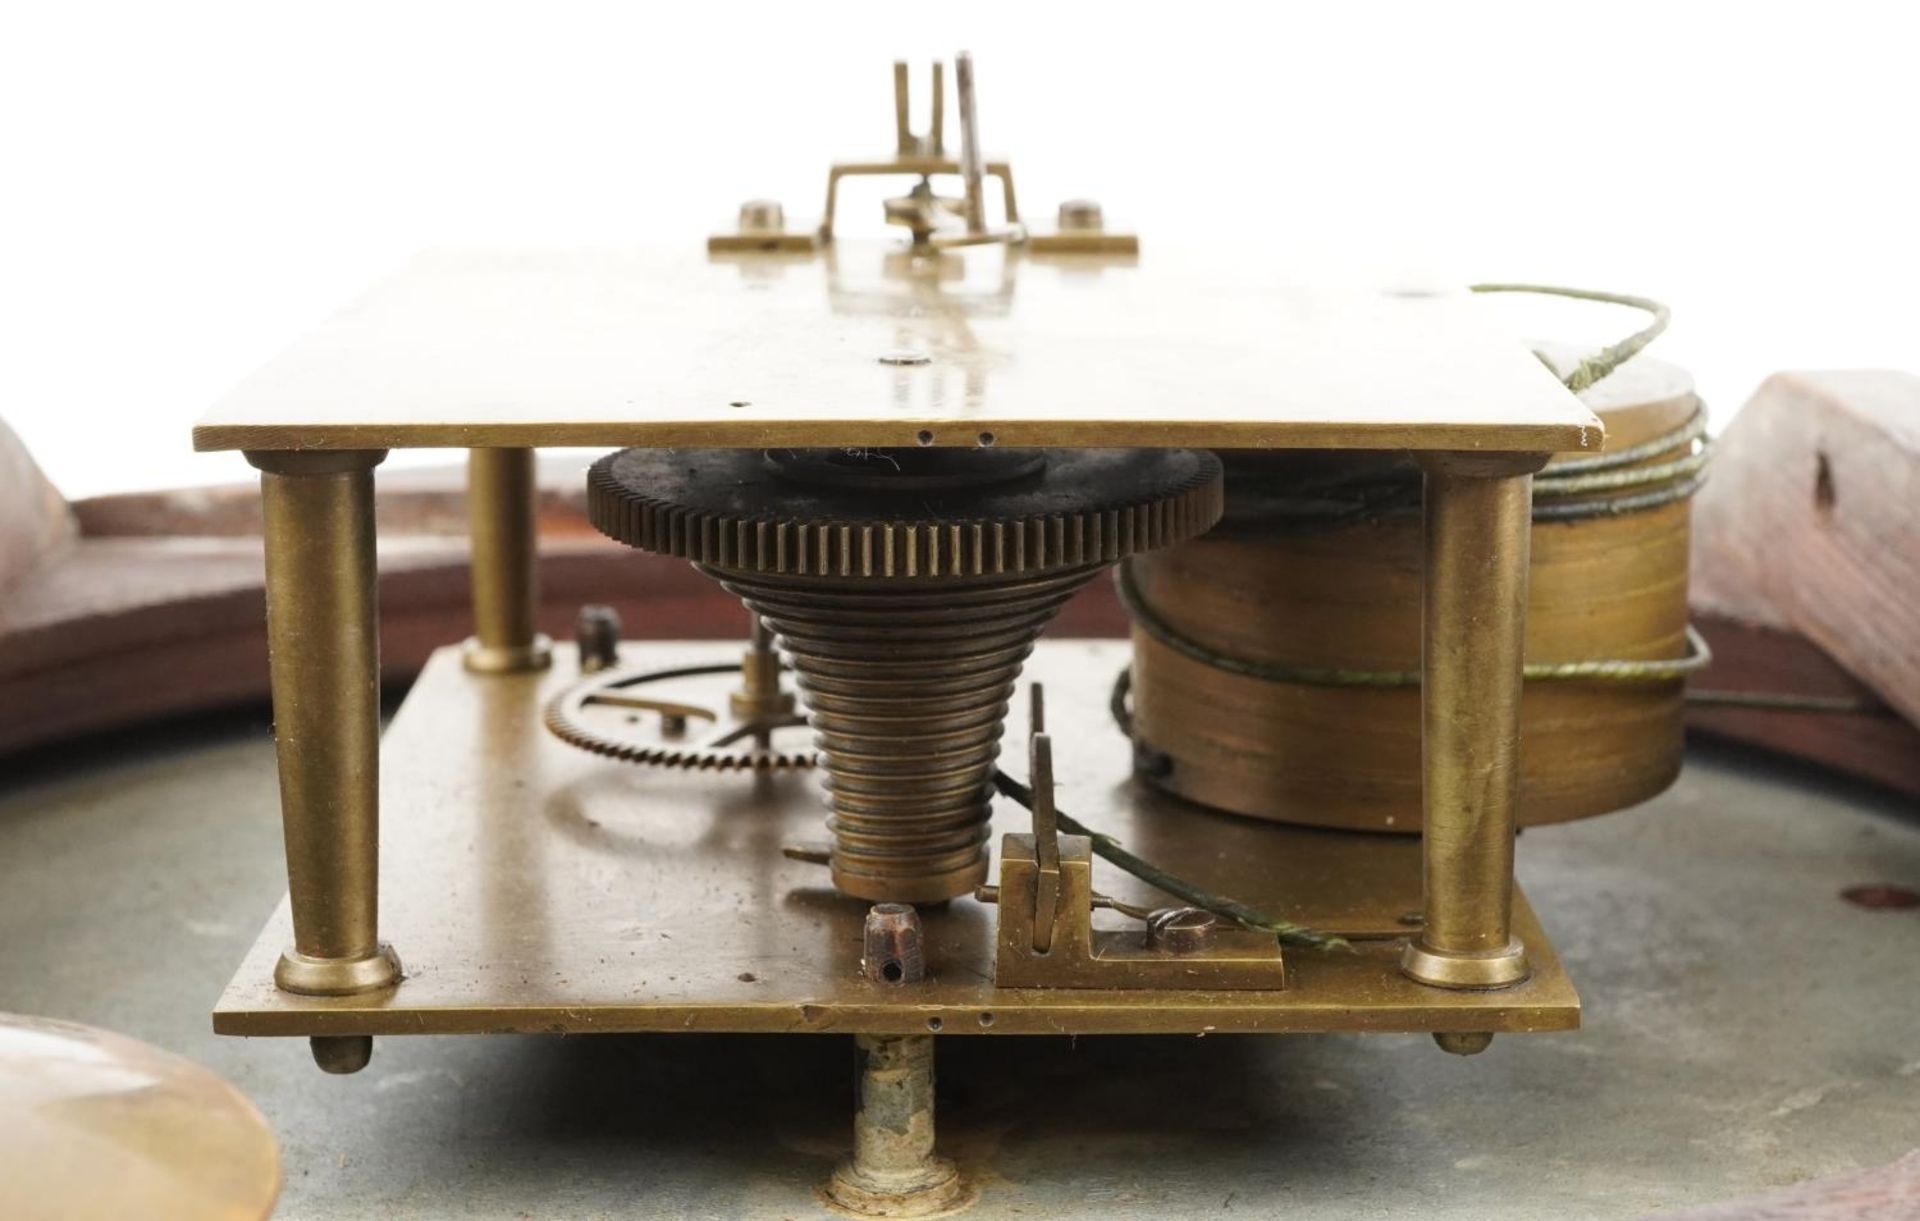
[193,245,1601,454]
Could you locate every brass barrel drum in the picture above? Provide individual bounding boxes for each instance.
[1128,347,1704,831]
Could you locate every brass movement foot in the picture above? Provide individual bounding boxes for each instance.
[309,1035,376,1075]
[822,1034,974,1218]
[1432,1031,1497,1057]
[823,1161,969,1220]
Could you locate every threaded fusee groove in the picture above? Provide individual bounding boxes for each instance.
[583,445,1226,903]
[712,564,1101,902]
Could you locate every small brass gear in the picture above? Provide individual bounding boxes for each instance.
[543,662,816,772]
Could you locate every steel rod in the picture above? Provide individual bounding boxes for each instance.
[955,51,986,234]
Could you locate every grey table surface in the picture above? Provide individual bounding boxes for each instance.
[2,684,1916,1220]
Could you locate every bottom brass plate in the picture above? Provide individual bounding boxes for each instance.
[214,642,1579,1038]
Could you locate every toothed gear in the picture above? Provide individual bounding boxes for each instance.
[543,664,816,772]
[586,447,1225,578]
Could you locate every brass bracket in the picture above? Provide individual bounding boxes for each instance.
[710,55,1140,256]
[990,832,1287,990]
[985,686,1286,991]
[819,55,1023,247]
[820,157,1021,245]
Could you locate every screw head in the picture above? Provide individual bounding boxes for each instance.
[1057,199,1105,232]
[574,604,622,674]
[738,199,785,234]
[1144,906,1218,955]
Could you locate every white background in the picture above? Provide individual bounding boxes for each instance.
[3,1,1915,499]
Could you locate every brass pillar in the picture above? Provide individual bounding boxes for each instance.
[1401,451,1549,991]
[246,449,402,1001]
[462,447,551,674]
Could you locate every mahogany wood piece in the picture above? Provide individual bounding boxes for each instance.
[0,418,75,593]
[1683,370,1920,799]
[1692,371,1920,725]
[1687,612,1920,800]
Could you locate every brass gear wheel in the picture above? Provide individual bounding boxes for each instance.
[543,662,816,772]
[586,447,1224,579]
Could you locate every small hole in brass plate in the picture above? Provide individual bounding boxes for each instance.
[977,1012,994,1028]
[915,429,936,446]
[728,400,751,409]
[881,960,903,983]
[976,431,996,447]
[926,1016,943,1032]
